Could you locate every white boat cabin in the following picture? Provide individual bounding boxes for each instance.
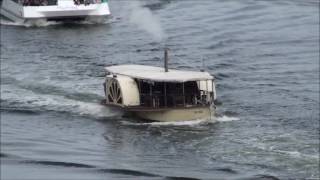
[103,64,216,110]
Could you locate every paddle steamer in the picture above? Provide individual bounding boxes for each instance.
[102,49,217,122]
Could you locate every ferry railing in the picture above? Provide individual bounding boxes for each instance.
[20,0,105,6]
[140,93,210,108]
[20,0,58,6]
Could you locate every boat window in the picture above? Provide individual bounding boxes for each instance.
[136,80,207,108]
[47,0,57,5]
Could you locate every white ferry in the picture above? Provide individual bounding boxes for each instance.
[102,49,217,122]
[0,0,110,23]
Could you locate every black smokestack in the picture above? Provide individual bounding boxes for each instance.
[164,48,169,72]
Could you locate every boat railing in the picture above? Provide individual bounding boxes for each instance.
[19,0,57,6]
[73,0,107,5]
[140,93,210,108]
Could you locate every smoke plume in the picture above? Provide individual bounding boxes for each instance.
[129,1,166,42]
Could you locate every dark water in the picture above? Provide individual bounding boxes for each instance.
[1,0,319,179]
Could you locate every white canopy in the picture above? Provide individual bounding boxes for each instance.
[105,64,213,82]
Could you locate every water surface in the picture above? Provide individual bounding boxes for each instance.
[1,0,319,179]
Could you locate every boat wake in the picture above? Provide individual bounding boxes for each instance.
[0,19,27,26]
[1,89,122,119]
[215,115,240,122]
[25,19,63,27]
[0,18,112,27]
[0,19,62,27]
[121,114,240,127]
[121,118,212,127]
[273,150,319,160]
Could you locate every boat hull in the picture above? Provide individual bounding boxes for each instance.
[133,107,214,122]
[0,0,110,23]
[101,99,214,122]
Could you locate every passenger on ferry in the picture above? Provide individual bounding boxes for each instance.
[74,0,80,5]
[21,0,48,6]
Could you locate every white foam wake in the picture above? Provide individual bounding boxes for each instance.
[0,18,111,27]
[215,115,240,122]
[121,114,240,126]
[0,19,62,27]
[1,87,122,118]
[0,19,24,26]
[274,150,319,160]
[121,118,213,127]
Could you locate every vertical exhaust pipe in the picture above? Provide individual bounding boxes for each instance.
[164,48,169,72]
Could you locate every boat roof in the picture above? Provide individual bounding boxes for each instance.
[105,64,213,82]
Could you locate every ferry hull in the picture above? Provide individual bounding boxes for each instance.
[0,0,110,23]
[134,107,214,122]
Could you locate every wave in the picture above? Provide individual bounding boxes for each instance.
[0,107,41,115]
[251,174,280,180]
[23,160,95,168]
[22,159,201,179]
[97,168,158,177]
